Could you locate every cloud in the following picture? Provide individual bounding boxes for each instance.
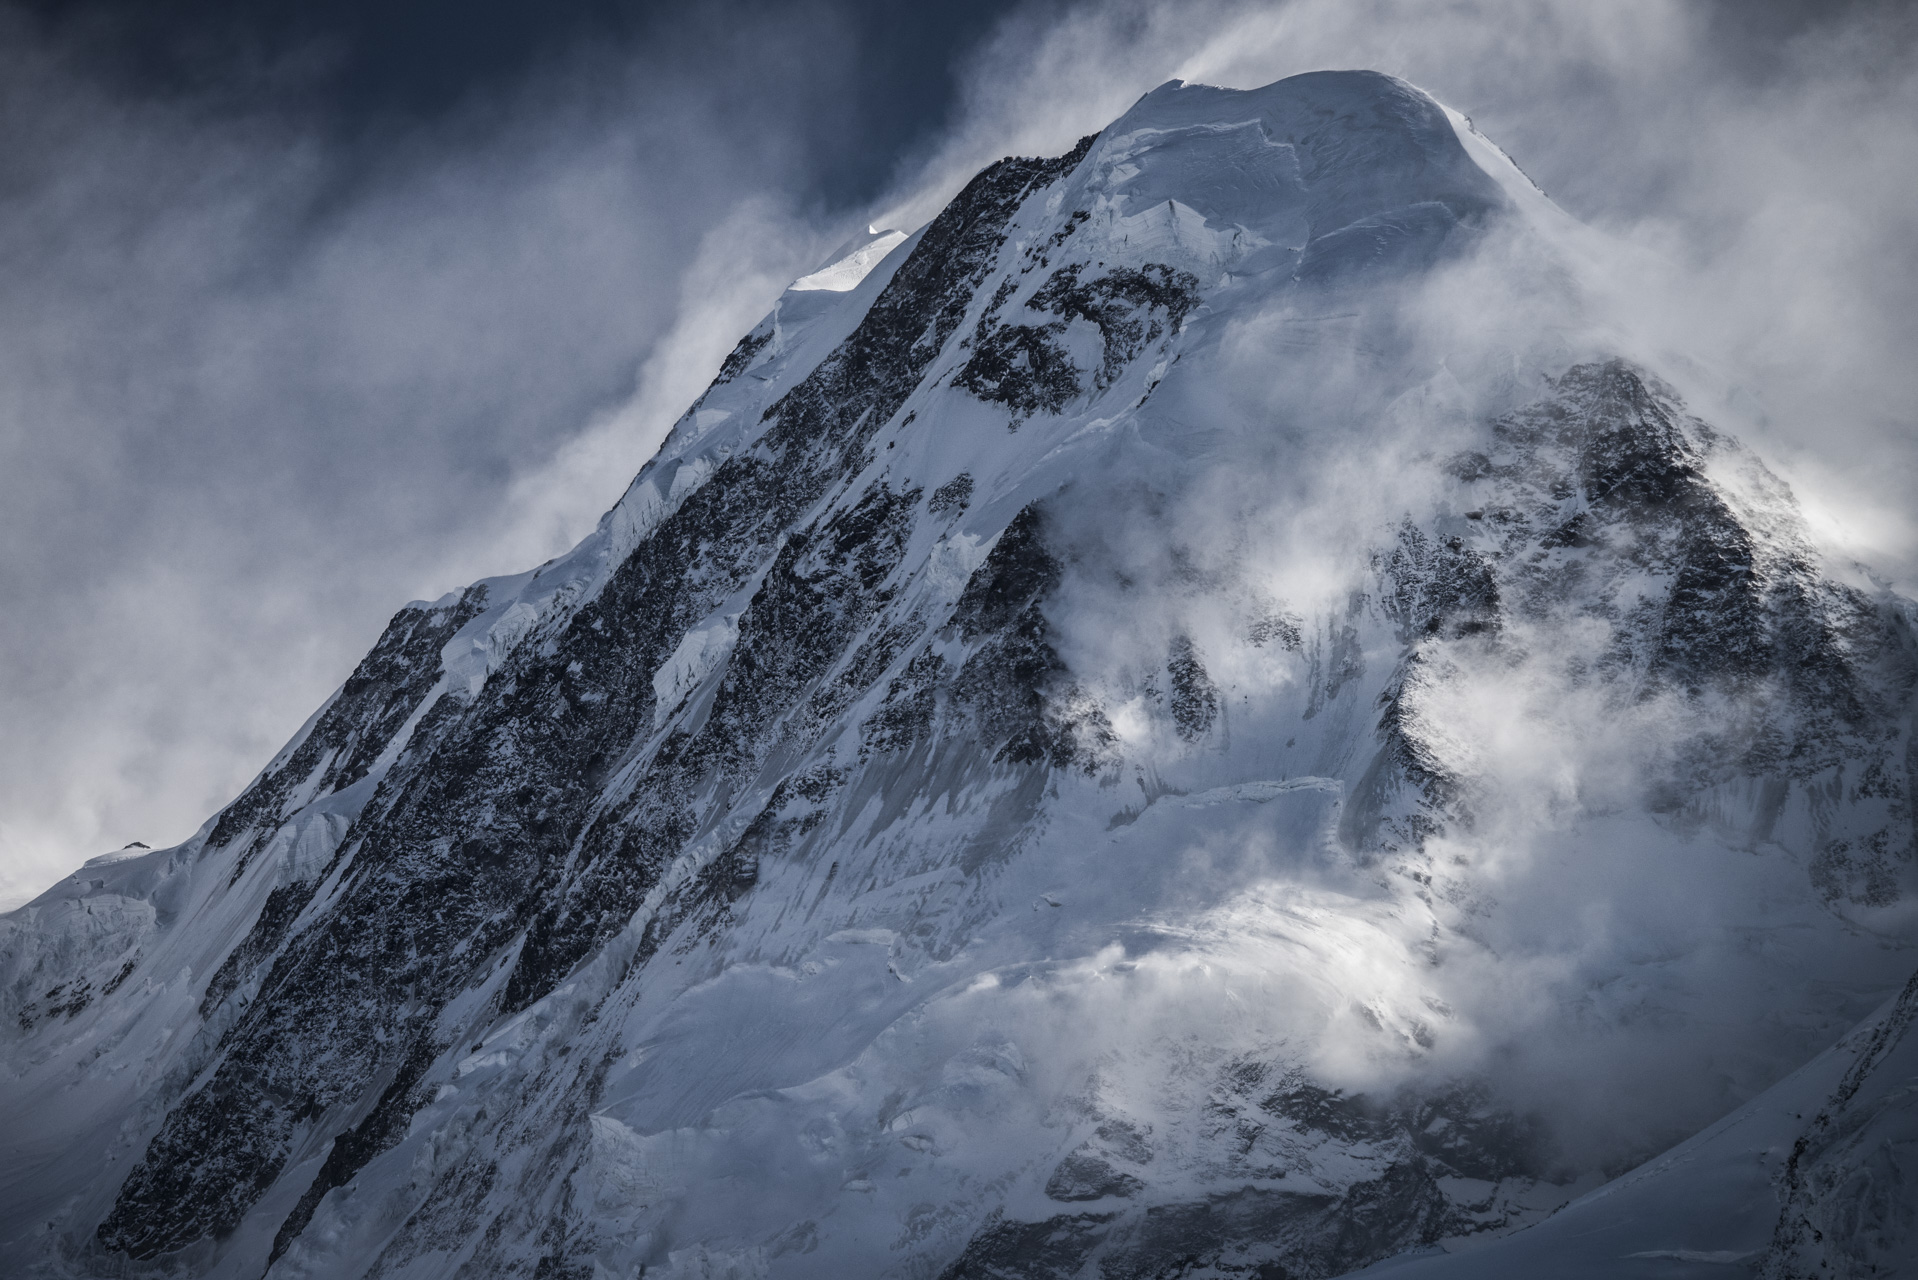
[882,0,1918,582]
[0,5,851,908]
[5,0,1913,948]
[881,9,1918,1162]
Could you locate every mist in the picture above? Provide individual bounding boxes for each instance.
[3,0,1913,941]
[980,101,1918,1166]
[885,0,1918,573]
[0,5,850,907]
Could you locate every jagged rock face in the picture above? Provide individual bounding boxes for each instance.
[1762,969,1918,1279]
[3,70,1916,1280]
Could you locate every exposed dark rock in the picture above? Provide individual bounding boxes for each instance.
[1763,965,1918,1279]
[954,261,1200,423]
[45,83,1916,1280]
[951,505,1061,643]
[1356,360,1918,893]
[943,513,1112,769]
[1167,635,1220,741]
[199,878,315,1017]
[101,955,138,995]
[267,1036,442,1266]
[942,1065,1550,1280]
[931,472,975,516]
[713,325,772,384]
[863,647,950,758]
[953,599,1074,766]
[1303,618,1365,721]
[1248,608,1304,651]
[1376,522,1501,643]
[952,313,1083,422]
[206,585,490,881]
[936,1210,1117,1280]
[1030,262,1201,389]
[1045,1153,1145,1203]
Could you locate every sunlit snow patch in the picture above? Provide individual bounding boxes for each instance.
[789,226,909,292]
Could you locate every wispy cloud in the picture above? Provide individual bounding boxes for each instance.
[0,5,849,906]
[4,0,1912,935]
[884,0,1918,578]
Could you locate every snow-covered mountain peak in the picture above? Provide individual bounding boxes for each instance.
[3,70,1914,1280]
[1101,71,1507,244]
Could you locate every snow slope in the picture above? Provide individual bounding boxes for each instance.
[1358,966,1918,1278]
[2,71,1915,1279]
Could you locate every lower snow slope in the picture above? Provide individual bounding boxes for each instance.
[1358,966,1918,1279]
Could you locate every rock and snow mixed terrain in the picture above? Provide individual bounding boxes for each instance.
[2,70,1914,1279]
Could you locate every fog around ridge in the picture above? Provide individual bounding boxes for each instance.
[883,0,1918,582]
[2,0,1914,917]
[1001,197,1915,1171]
[0,5,840,908]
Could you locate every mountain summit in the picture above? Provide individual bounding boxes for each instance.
[4,71,1914,1280]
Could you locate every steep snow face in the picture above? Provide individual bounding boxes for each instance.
[2,71,1915,1280]
[1354,967,1918,1279]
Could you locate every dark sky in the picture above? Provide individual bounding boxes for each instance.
[10,0,1043,208]
[1,0,1913,907]
[12,0,1887,142]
